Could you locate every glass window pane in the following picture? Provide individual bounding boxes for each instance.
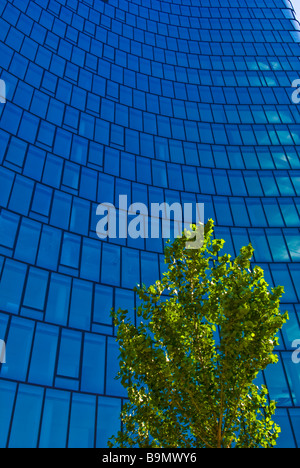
[28,323,59,386]
[96,397,121,448]
[101,244,121,287]
[68,393,96,448]
[0,260,27,314]
[57,329,82,379]
[69,279,92,331]
[9,385,44,448]
[264,355,292,406]
[0,380,16,448]
[273,409,296,448]
[93,284,113,326]
[1,317,34,381]
[23,267,49,311]
[45,274,71,326]
[106,337,127,398]
[80,334,106,394]
[39,389,70,448]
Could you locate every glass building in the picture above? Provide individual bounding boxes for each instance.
[0,0,300,448]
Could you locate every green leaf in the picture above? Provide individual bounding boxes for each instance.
[109,220,286,449]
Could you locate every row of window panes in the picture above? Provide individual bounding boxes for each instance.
[7,75,300,126]
[2,149,300,215]
[3,8,298,62]
[5,64,300,123]
[1,18,299,98]
[0,310,127,397]
[0,223,299,303]
[0,197,300,263]
[115,0,293,19]
[1,201,300,259]
[0,379,122,448]
[3,0,296,36]
[2,116,300,172]
[2,48,299,106]
[0,259,300,351]
[2,32,299,100]
[7,0,296,42]
[1,309,300,411]
[2,109,300,170]
[0,278,300,389]
[0,253,161,317]
[0,172,300,236]
[0,167,296,217]
[3,133,300,187]
[0,378,298,448]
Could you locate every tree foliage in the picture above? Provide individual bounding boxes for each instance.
[109,219,288,448]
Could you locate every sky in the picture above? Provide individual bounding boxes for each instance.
[291,0,300,19]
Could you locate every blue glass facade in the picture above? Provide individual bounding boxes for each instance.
[0,0,300,448]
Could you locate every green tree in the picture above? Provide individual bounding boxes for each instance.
[109,220,288,448]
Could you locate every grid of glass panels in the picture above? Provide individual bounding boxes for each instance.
[0,0,300,447]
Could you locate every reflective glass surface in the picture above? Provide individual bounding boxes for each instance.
[0,0,300,447]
